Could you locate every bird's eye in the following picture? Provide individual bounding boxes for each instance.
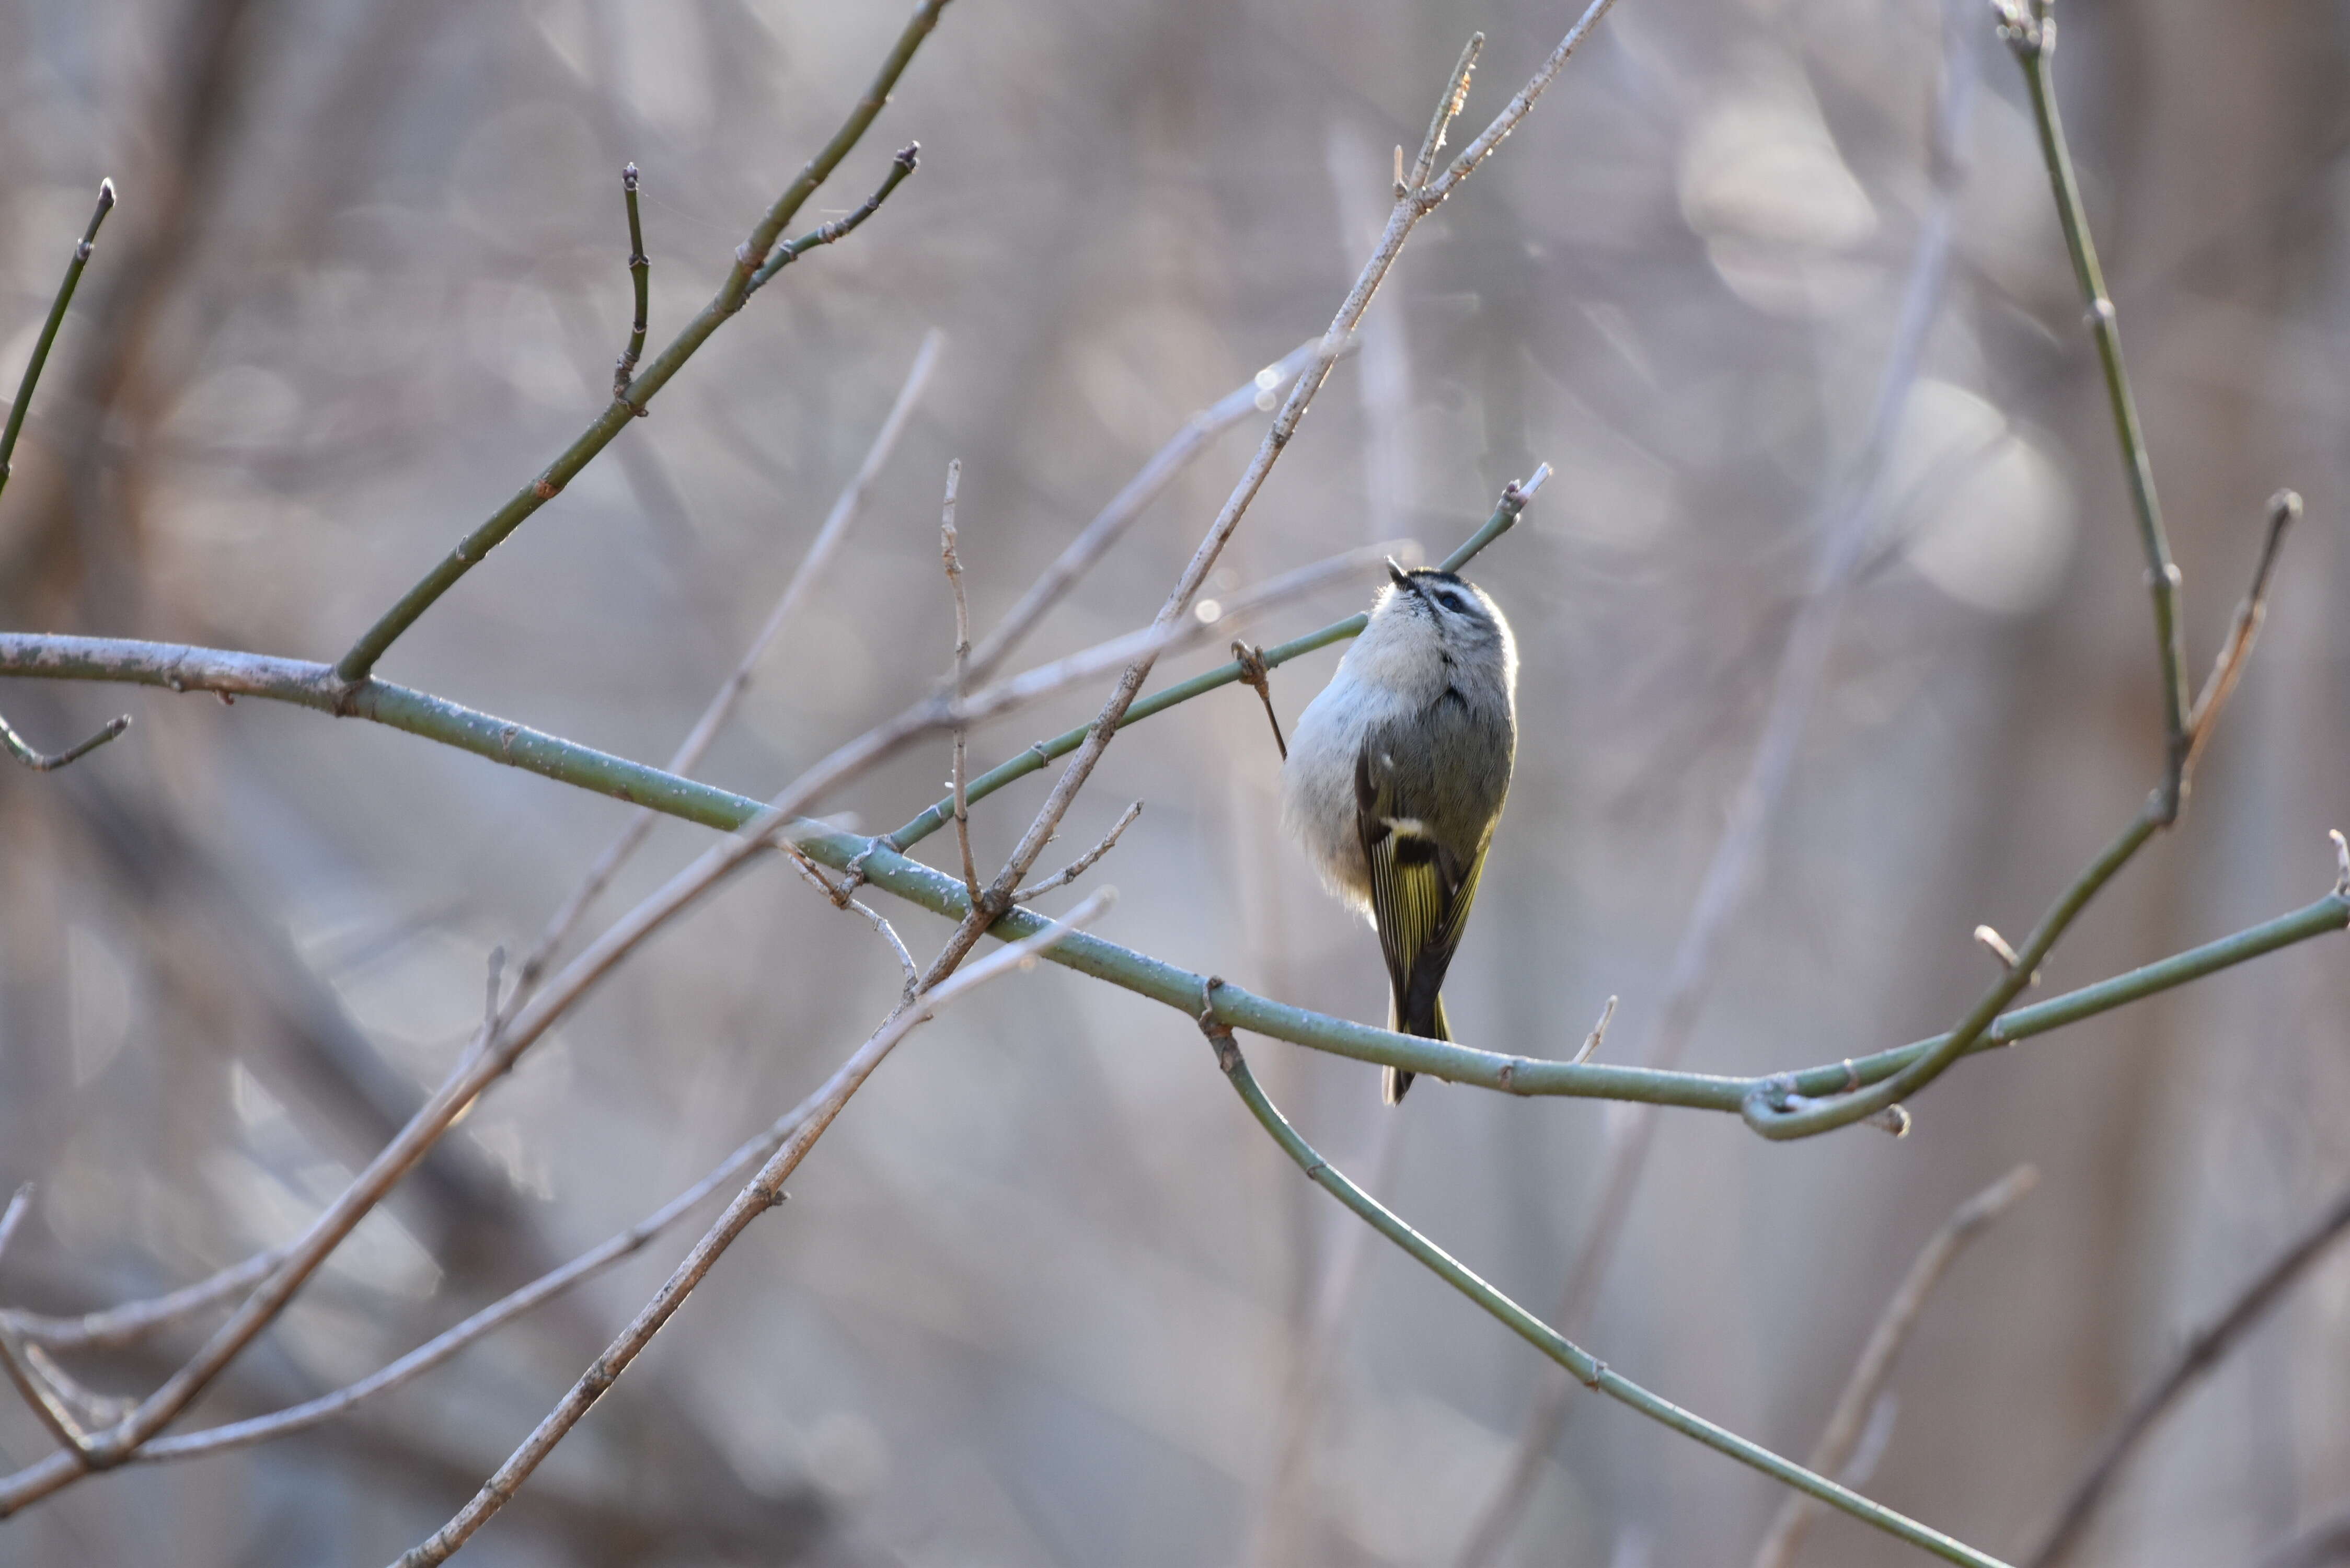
[1435,591,1467,613]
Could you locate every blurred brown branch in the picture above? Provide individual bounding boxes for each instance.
[2025,1175,2350,1568]
[1752,1166,2039,1568]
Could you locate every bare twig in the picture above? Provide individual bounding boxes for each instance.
[612,163,649,403]
[1751,1166,2038,1568]
[513,329,943,999]
[1571,996,1618,1066]
[941,459,982,902]
[391,892,1111,1566]
[782,841,919,1007]
[2025,1175,2350,1568]
[2181,488,2299,784]
[963,335,1354,684]
[743,142,919,296]
[1992,0,2193,815]
[0,179,114,502]
[1014,801,1142,903]
[332,2,946,683]
[1230,641,1286,759]
[1,710,130,773]
[1,1244,294,1352]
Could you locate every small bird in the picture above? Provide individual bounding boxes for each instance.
[1282,560,1517,1102]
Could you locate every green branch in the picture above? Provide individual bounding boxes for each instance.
[3,627,2337,1125]
[1207,1027,2011,1567]
[1995,1,2189,812]
[0,180,114,502]
[329,0,947,685]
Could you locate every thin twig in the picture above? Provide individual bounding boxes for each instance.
[1,1244,293,1352]
[391,892,1111,1567]
[941,459,982,904]
[1014,801,1141,903]
[1230,641,1286,759]
[963,335,1356,684]
[1570,996,1617,1066]
[512,328,941,1002]
[2181,488,2299,784]
[744,143,919,295]
[0,180,114,502]
[1751,1166,2038,1568]
[2024,1175,2350,1568]
[1200,1019,2011,1568]
[1992,0,2192,816]
[331,1,946,683]
[1,711,130,773]
[612,163,649,404]
[781,840,919,1007]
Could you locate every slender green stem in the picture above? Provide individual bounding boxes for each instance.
[1209,1032,2011,1567]
[885,466,1549,851]
[745,144,919,295]
[612,164,648,402]
[2002,10,2190,812]
[330,0,949,685]
[0,180,115,503]
[6,631,2340,1126]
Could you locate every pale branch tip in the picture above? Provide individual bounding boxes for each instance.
[2331,829,2348,898]
[1570,996,1618,1066]
[1,710,131,773]
[1014,801,1142,903]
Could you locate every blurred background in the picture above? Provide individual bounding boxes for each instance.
[2,0,2347,1563]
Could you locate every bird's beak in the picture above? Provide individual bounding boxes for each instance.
[1385,557,1411,590]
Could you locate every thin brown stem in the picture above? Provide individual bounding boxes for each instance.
[1751,1166,2038,1568]
[963,335,1352,685]
[2181,488,2299,785]
[941,459,981,903]
[2025,1175,2350,1567]
[1014,801,1142,903]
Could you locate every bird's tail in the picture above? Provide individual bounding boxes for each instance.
[1382,993,1450,1105]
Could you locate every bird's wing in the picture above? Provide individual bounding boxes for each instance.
[1354,740,1488,1039]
